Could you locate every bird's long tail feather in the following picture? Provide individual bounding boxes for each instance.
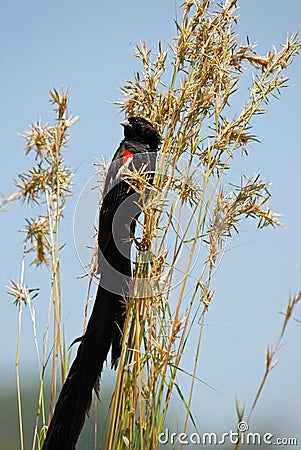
[43,285,122,450]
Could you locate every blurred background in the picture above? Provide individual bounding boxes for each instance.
[1,0,300,448]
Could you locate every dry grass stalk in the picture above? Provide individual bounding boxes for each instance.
[107,1,301,448]
[5,88,77,449]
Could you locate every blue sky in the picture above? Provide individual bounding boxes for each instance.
[1,0,301,444]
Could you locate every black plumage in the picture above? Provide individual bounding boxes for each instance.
[43,116,160,450]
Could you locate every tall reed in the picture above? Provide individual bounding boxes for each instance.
[105,1,301,448]
[6,89,77,449]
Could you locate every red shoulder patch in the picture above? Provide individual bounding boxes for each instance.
[122,149,133,165]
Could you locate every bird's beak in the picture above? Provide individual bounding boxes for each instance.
[120,119,131,128]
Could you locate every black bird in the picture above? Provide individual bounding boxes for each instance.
[43,116,160,450]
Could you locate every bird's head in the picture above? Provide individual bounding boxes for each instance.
[120,116,160,151]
